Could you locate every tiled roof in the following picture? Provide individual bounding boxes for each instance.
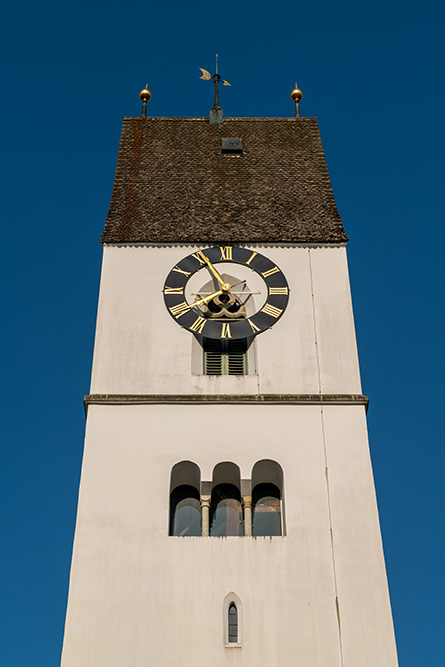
[101,117,347,244]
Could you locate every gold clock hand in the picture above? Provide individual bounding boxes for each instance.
[196,249,230,291]
[192,288,225,308]
[192,280,245,310]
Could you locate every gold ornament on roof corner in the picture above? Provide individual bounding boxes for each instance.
[139,85,152,102]
[139,84,152,119]
[290,83,303,102]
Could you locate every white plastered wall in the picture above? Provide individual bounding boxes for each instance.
[89,244,361,396]
[61,403,398,667]
[62,243,398,666]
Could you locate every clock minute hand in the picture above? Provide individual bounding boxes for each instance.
[196,249,230,291]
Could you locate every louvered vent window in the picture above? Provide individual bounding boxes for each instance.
[204,338,247,375]
[221,138,243,154]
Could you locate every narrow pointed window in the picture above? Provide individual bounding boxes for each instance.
[223,592,242,646]
[228,603,238,643]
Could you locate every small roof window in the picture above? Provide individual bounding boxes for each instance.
[221,138,243,155]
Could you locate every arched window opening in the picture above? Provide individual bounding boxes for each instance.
[210,484,244,536]
[169,484,201,536]
[228,603,238,643]
[223,592,242,646]
[252,482,282,536]
[169,461,201,537]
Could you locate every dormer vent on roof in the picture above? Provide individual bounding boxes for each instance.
[221,138,243,154]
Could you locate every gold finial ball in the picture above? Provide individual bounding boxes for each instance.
[291,87,303,102]
[139,86,152,102]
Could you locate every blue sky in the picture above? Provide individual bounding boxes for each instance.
[1,0,444,664]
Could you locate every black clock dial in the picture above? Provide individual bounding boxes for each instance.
[163,246,289,340]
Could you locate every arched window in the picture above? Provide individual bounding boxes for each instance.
[228,603,238,643]
[223,592,242,646]
[210,463,243,537]
[251,459,284,536]
[252,483,282,536]
[169,461,201,536]
[169,485,201,536]
[210,484,244,536]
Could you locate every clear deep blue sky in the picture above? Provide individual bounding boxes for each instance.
[1,0,444,664]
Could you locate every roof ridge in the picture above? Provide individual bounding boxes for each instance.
[122,116,318,122]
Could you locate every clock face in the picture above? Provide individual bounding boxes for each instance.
[163,246,289,340]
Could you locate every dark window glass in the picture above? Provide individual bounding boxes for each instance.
[252,483,281,536]
[210,484,244,536]
[169,485,201,536]
[228,603,238,642]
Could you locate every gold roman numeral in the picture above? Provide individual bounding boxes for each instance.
[192,252,207,266]
[262,266,280,278]
[247,319,261,333]
[172,265,191,277]
[164,286,184,295]
[268,286,288,295]
[261,303,283,318]
[221,323,232,338]
[169,301,191,318]
[219,246,233,261]
[189,316,206,333]
[245,251,257,265]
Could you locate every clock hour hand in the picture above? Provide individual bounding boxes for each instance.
[192,288,226,309]
[196,249,230,291]
[191,280,246,307]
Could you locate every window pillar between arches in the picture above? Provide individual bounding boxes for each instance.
[242,496,252,536]
[200,495,211,537]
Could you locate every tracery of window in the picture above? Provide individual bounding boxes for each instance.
[228,603,238,643]
[252,482,282,536]
[210,484,244,536]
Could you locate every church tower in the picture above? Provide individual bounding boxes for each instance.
[61,83,398,666]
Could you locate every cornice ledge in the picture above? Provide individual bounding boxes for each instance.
[84,393,369,412]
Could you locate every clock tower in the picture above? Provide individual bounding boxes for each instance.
[61,85,398,666]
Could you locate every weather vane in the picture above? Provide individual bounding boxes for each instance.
[199,55,231,124]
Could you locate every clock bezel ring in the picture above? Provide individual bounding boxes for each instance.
[163,246,290,340]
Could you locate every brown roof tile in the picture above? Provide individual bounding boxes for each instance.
[101,117,347,244]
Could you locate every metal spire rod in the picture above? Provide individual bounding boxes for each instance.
[198,56,231,125]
